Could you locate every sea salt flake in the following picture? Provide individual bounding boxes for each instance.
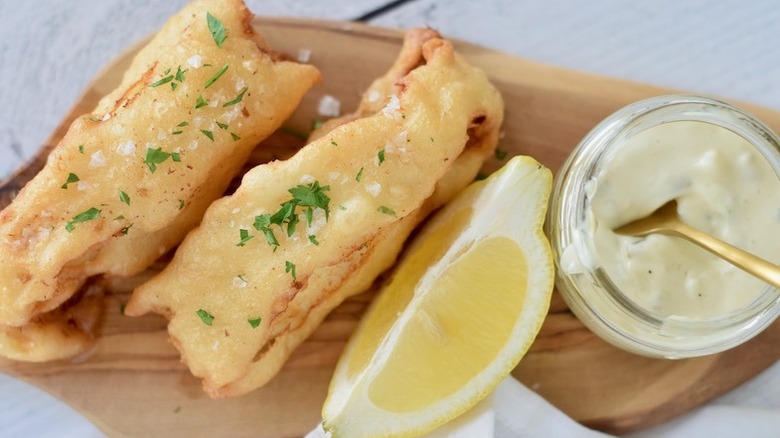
[89,151,106,168]
[382,95,401,119]
[317,95,341,117]
[300,174,316,184]
[115,140,136,156]
[297,48,312,63]
[367,90,380,103]
[187,54,203,68]
[365,182,382,197]
[233,276,248,288]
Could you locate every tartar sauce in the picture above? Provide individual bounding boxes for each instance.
[582,121,780,318]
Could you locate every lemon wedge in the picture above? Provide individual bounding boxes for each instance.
[322,156,555,438]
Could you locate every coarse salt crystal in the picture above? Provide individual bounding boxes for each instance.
[188,140,198,150]
[367,90,381,103]
[317,95,341,117]
[89,151,106,168]
[235,78,245,92]
[382,95,401,119]
[116,140,136,156]
[300,174,316,184]
[102,113,111,121]
[365,181,382,197]
[187,55,203,68]
[233,276,248,288]
[297,48,312,63]
[306,209,327,235]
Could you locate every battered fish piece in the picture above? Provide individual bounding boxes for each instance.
[127,29,504,397]
[0,0,320,361]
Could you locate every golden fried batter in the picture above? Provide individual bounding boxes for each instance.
[128,29,503,397]
[0,0,320,361]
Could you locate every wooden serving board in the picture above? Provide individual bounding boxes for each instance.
[2,18,780,437]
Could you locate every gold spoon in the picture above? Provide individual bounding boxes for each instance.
[613,200,780,289]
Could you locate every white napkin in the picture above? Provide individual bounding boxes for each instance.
[306,376,611,438]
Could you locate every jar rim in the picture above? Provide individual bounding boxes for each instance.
[549,94,780,358]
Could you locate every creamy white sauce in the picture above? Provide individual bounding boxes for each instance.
[583,121,780,318]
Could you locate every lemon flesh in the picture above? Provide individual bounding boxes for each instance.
[324,156,554,438]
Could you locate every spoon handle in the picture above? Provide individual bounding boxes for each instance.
[672,223,780,289]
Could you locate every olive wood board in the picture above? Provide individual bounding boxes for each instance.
[1,17,779,438]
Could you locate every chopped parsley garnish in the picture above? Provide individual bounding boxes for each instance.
[78,145,85,154]
[196,309,214,326]
[248,317,262,329]
[237,274,247,283]
[174,66,187,83]
[330,139,338,146]
[114,215,125,220]
[356,167,364,182]
[474,172,487,181]
[252,182,331,248]
[378,149,385,165]
[230,132,241,141]
[61,172,79,189]
[65,207,101,232]
[378,206,396,217]
[201,129,214,141]
[171,82,179,91]
[285,261,296,280]
[236,228,254,247]
[120,224,133,235]
[337,205,347,211]
[172,130,183,135]
[216,121,228,130]
[177,121,189,127]
[223,87,247,107]
[204,64,229,88]
[164,67,171,75]
[84,116,102,122]
[206,13,227,47]
[174,406,181,414]
[144,147,180,173]
[178,199,185,210]
[495,149,508,160]
[308,235,319,245]
[195,94,208,109]
[150,75,174,88]
[311,119,323,131]
[119,190,130,205]
[119,303,126,315]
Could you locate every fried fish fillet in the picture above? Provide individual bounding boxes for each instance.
[127,29,504,397]
[0,0,320,361]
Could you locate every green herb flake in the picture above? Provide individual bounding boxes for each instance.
[474,172,488,181]
[248,317,262,329]
[196,309,214,326]
[430,136,434,142]
[378,149,385,165]
[236,228,254,247]
[330,139,338,146]
[65,207,101,232]
[164,67,171,75]
[311,119,323,131]
[174,406,181,414]
[150,75,174,88]
[237,274,247,283]
[195,94,208,109]
[177,121,189,127]
[356,167,364,182]
[201,130,214,141]
[205,64,229,88]
[172,130,183,135]
[83,116,102,122]
[143,147,178,173]
[308,235,319,245]
[119,303,126,315]
[223,87,247,107]
[206,13,227,48]
[280,126,308,140]
[120,224,133,235]
[174,66,187,83]
[171,82,178,91]
[337,205,347,211]
[78,145,85,154]
[178,199,185,210]
[378,206,396,217]
[216,121,228,130]
[230,132,241,141]
[495,149,508,160]
[114,215,125,220]
[285,261,297,280]
[61,172,79,189]
[119,190,130,205]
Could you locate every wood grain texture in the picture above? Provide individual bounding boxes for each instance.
[1,17,779,437]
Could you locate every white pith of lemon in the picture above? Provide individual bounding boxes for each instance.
[323,156,554,438]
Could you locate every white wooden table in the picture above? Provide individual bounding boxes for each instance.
[1,1,779,437]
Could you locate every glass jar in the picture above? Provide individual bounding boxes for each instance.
[548,94,780,358]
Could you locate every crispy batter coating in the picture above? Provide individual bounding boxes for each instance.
[127,29,504,397]
[0,0,320,361]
